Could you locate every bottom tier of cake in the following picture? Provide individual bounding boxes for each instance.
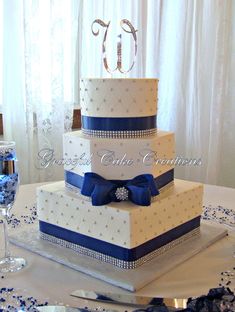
[37,179,203,269]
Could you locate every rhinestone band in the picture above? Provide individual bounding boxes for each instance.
[40,227,200,269]
[82,128,157,139]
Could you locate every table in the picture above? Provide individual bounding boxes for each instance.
[0,182,234,309]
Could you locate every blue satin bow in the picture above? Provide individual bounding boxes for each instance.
[81,172,159,206]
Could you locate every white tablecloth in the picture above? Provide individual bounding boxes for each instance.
[0,182,234,309]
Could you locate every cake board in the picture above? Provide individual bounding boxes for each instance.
[10,222,227,292]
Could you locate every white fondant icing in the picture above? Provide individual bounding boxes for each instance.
[36,77,204,268]
[63,130,175,180]
[80,78,158,118]
[37,179,203,249]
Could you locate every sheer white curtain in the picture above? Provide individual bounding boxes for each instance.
[80,0,235,187]
[2,0,79,184]
[2,0,234,187]
[158,0,235,187]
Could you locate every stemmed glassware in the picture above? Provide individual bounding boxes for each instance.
[0,141,26,272]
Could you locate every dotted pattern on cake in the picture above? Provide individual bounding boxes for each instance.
[37,181,203,249]
[80,79,158,118]
[63,130,175,180]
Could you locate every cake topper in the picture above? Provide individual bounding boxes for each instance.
[91,19,137,74]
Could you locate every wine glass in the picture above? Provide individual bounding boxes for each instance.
[0,141,26,272]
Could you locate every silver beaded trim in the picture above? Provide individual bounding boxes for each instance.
[40,227,200,269]
[82,128,157,138]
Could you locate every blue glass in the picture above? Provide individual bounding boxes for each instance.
[0,141,26,273]
[0,173,18,206]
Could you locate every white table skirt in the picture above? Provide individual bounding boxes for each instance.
[0,182,234,309]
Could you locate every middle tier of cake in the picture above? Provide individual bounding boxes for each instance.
[63,130,175,184]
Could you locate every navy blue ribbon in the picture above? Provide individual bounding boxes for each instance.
[82,115,156,131]
[81,172,159,206]
[65,169,174,191]
[39,217,200,262]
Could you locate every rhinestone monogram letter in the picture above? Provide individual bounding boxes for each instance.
[91,19,137,74]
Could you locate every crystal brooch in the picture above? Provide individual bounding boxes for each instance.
[115,187,129,201]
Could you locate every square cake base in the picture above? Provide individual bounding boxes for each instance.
[37,179,203,268]
[10,223,227,291]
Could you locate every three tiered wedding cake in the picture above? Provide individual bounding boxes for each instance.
[37,78,203,269]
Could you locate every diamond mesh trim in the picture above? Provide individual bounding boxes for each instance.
[40,227,200,269]
[82,128,157,138]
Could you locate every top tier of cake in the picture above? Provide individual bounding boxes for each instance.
[80,78,158,117]
[80,78,158,137]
